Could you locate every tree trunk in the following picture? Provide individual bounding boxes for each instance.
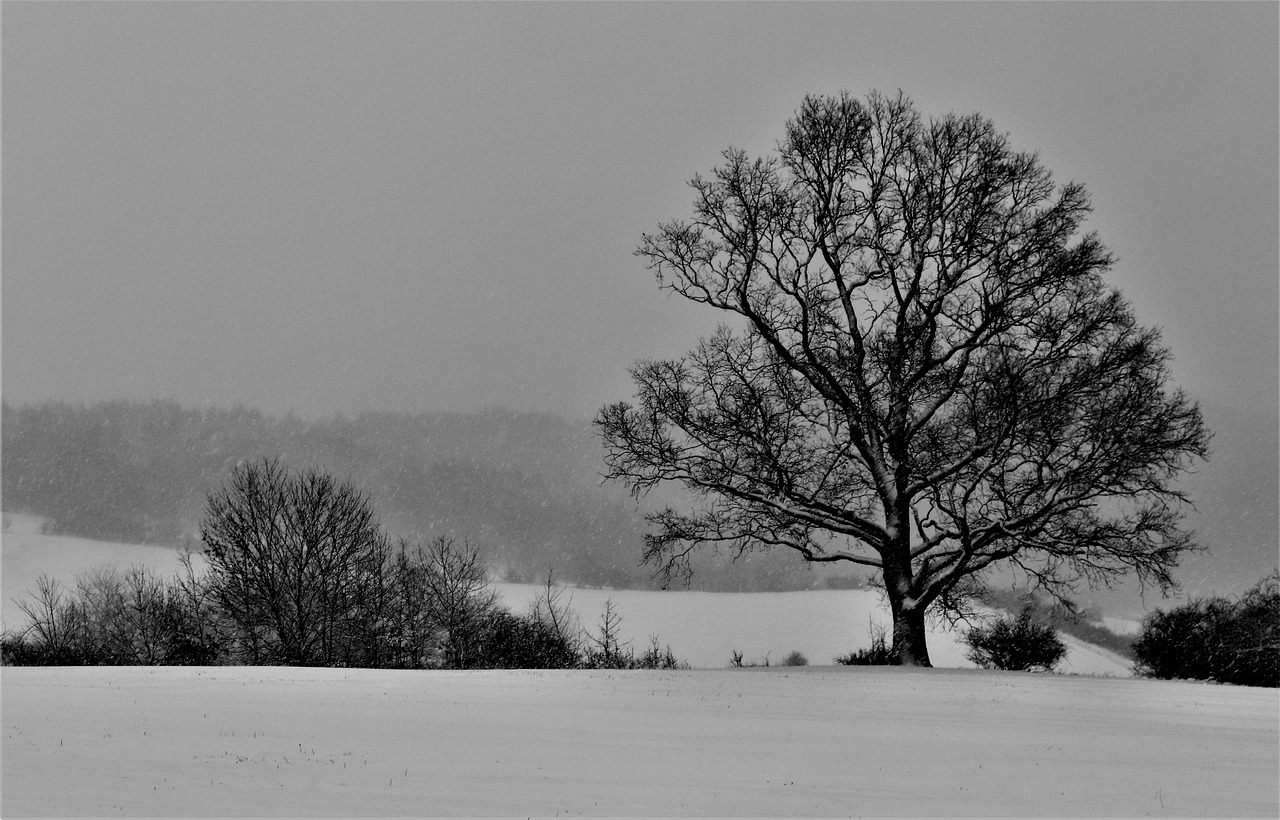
[889,600,933,667]
[883,502,933,667]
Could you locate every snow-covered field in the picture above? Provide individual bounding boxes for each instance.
[1,514,194,632]
[5,665,1277,817]
[2,513,1132,674]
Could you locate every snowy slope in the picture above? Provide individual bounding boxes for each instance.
[2,513,1133,674]
[1,514,195,631]
[4,665,1276,817]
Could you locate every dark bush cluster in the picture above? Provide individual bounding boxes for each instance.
[4,460,684,671]
[1132,573,1278,687]
[964,608,1068,672]
[2,563,219,667]
[835,620,894,666]
[978,588,1136,659]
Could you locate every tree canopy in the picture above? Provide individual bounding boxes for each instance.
[598,90,1209,665]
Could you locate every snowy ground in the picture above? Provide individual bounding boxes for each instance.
[4,665,1276,817]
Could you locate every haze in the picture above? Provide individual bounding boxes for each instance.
[4,3,1276,424]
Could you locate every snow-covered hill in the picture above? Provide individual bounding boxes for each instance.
[3,512,1132,674]
[4,665,1276,817]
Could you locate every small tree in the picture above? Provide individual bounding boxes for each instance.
[583,598,631,669]
[965,607,1067,672]
[418,536,500,669]
[166,547,225,665]
[599,90,1208,665]
[200,457,392,666]
[72,565,186,665]
[527,569,583,659]
[11,575,98,664]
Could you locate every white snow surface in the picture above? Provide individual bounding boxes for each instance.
[4,665,1276,817]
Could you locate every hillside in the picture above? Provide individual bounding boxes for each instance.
[1,401,826,591]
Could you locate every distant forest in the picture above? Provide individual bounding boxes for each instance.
[1,400,860,591]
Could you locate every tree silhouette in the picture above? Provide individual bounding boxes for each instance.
[599,90,1208,665]
[200,457,391,665]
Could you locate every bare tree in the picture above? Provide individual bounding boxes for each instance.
[14,575,87,659]
[598,90,1209,665]
[418,536,499,669]
[200,457,392,666]
[72,565,170,664]
[527,568,582,657]
[584,598,630,668]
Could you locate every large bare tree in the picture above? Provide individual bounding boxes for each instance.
[598,91,1208,665]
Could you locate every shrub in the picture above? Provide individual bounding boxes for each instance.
[475,610,579,669]
[1,632,104,666]
[965,608,1067,672]
[1132,572,1279,687]
[836,620,894,666]
[980,587,1135,658]
[634,635,686,670]
[782,650,808,666]
[4,565,221,667]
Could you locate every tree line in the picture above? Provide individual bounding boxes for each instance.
[3,458,684,670]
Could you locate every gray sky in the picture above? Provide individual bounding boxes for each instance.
[4,2,1277,422]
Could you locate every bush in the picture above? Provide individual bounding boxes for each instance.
[4,564,222,667]
[980,587,1135,658]
[633,636,686,670]
[781,650,808,666]
[965,608,1067,672]
[1132,572,1279,687]
[835,620,894,666]
[474,610,580,669]
[1,632,104,666]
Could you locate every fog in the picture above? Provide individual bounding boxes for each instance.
[4,3,1276,423]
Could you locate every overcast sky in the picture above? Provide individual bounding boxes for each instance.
[4,2,1277,423]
